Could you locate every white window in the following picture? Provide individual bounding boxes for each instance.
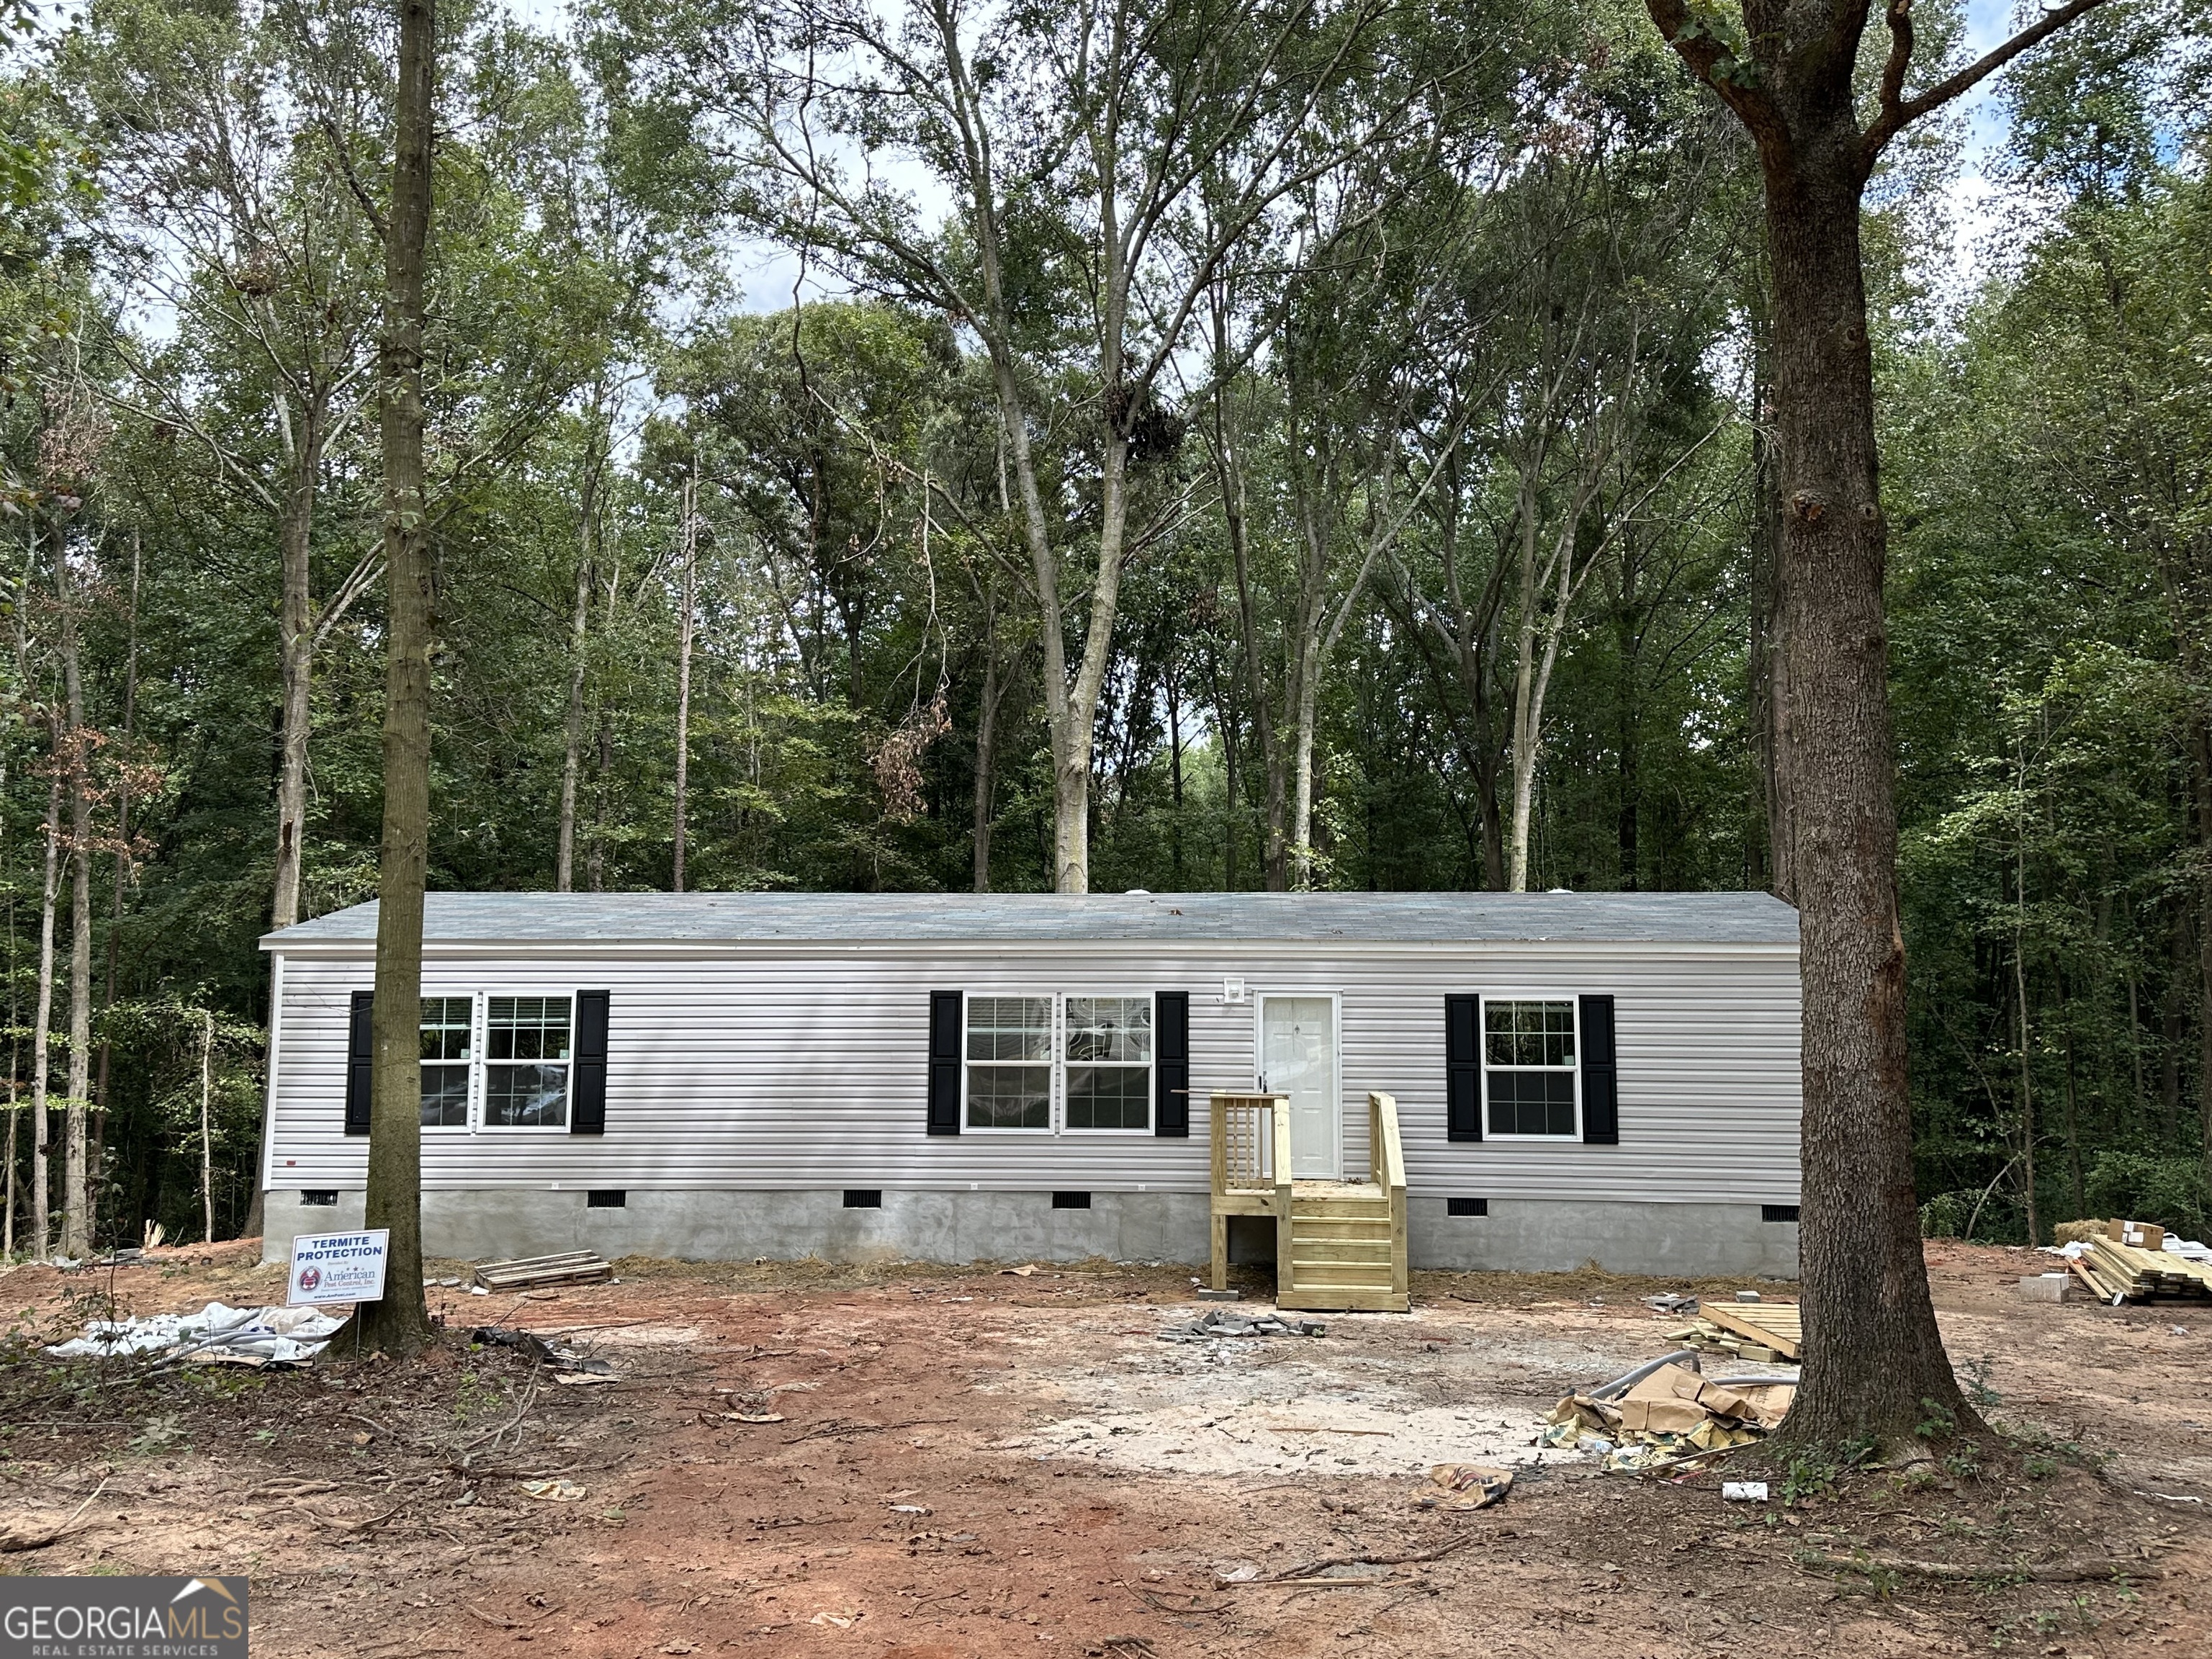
[485,996,573,1128]
[1483,997,1579,1137]
[1065,997,1152,1130]
[966,996,1053,1129]
[965,994,1153,1133]
[419,997,473,1128]
[413,992,573,1131]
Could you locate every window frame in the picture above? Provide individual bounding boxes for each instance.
[479,992,577,1133]
[418,993,478,1134]
[960,991,1158,1136]
[1058,990,1156,1137]
[1478,992,1583,1141]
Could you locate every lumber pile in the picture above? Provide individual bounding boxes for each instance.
[2064,1236,2212,1305]
[1666,1299,1801,1362]
[472,1251,611,1291]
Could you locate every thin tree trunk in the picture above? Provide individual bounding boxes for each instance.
[199,1008,215,1246]
[1168,662,1184,889]
[972,593,1001,893]
[30,767,59,1261]
[58,554,93,1261]
[2017,945,2038,1247]
[348,0,438,1357]
[588,710,612,892]
[2195,721,2212,1188]
[554,439,598,892]
[271,425,320,932]
[672,472,698,893]
[97,532,138,1207]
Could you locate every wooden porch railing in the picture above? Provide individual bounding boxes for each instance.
[1208,1092,1290,1292]
[1367,1091,1409,1301]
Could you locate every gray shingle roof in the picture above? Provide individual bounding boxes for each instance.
[265,890,1798,948]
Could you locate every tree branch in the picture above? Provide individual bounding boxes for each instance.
[1642,0,1791,157]
[1862,0,2116,161]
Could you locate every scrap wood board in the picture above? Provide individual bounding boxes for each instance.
[472,1251,611,1290]
[1694,1301,1803,1359]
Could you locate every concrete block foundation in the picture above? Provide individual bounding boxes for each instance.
[259,1189,1797,1279]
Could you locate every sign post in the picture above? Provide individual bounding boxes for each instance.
[286,1228,390,1308]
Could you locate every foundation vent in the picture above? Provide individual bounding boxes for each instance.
[1761,1204,1799,1223]
[300,1190,338,1207]
[1051,1191,1092,1210]
[586,1190,626,1208]
[1445,1196,1488,1218]
[843,1190,884,1209]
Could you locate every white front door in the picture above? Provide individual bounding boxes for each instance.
[1259,995,1339,1179]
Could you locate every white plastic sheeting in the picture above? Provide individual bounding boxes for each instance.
[45,1300,344,1364]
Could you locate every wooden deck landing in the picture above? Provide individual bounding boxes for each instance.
[1208,1094,1410,1313]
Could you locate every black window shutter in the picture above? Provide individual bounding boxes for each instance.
[1154,991,1190,1137]
[571,990,611,1136]
[927,990,963,1136]
[344,990,374,1136]
[1445,994,1481,1142]
[1580,993,1619,1145]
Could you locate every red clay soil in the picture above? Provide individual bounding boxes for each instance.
[0,1240,2204,1658]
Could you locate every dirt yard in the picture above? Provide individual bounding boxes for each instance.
[1,1240,2205,1658]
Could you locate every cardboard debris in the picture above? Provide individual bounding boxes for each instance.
[1540,1359,1791,1473]
[1421,1464,1514,1511]
[2110,1218,2167,1251]
[472,1251,611,1290]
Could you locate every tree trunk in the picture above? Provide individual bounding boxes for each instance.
[2195,721,2212,1187]
[30,766,59,1261]
[588,710,612,892]
[346,0,439,1358]
[58,557,93,1261]
[555,431,601,892]
[1748,300,1789,900]
[271,426,319,932]
[102,532,139,1217]
[1168,664,1184,889]
[971,597,1001,894]
[673,472,698,892]
[1761,136,1970,1447]
[1289,631,1322,891]
[199,1009,215,1246]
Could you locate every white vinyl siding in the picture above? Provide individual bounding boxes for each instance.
[263,940,1799,1202]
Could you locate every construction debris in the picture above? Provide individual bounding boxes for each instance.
[471,1251,611,1290]
[1157,1308,1325,1342]
[2059,1233,2212,1305]
[1419,1463,1514,1511]
[1666,1298,1801,1361]
[1541,1359,1792,1473]
[44,1301,343,1367]
[469,1324,617,1377]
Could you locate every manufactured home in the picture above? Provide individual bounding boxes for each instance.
[257,891,1802,1287]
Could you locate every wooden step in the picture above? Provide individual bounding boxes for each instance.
[1293,1238,1393,1264]
[1277,1285,1411,1313]
[1291,1201,1393,1222]
[1291,1217,1393,1241]
[1291,1258,1396,1286]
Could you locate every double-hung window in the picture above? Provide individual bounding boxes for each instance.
[965,994,1153,1133]
[419,998,473,1128]
[411,993,575,1130]
[485,996,573,1128]
[1483,997,1579,1137]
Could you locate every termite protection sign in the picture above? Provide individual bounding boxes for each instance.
[287,1228,389,1307]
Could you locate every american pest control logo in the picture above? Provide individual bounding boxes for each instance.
[1,1574,249,1657]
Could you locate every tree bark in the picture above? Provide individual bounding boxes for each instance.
[672,471,698,892]
[271,420,321,932]
[555,420,601,892]
[1635,0,2124,1447]
[57,553,93,1261]
[99,532,139,1214]
[199,1009,215,1246]
[346,0,439,1358]
[29,766,59,1261]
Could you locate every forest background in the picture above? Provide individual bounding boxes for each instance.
[1,0,2207,1256]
